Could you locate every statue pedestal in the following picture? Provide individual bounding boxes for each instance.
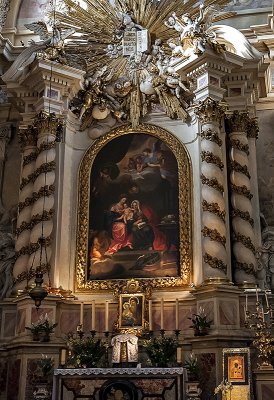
[52,367,186,400]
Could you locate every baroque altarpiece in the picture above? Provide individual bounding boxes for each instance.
[0,0,274,399]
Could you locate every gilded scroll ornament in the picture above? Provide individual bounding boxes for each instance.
[202,200,225,222]
[195,97,228,124]
[202,227,226,247]
[201,129,222,147]
[201,151,224,170]
[33,111,63,136]
[204,253,227,273]
[201,174,224,193]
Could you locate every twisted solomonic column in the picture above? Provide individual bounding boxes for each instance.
[28,111,63,283]
[226,111,256,286]
[14,126,38,289]
[195,98,229,282]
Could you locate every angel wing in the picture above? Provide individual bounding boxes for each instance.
[24,21,50,41]
[61,28,75,40]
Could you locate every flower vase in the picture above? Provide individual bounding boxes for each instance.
[33,383,51,400]
[40,332,50,342]
[32,333,40,341]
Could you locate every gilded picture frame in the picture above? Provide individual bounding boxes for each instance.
[75,123,192,291]
[223,348,251,386]
[119,293,145,329]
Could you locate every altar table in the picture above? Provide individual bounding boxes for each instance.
[52,367,186,400]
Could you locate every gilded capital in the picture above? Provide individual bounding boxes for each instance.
[225,110,249,134]
[34,110,63,137]
[18,125,37,149]
[247,117,259,139]
[194,97,228,124]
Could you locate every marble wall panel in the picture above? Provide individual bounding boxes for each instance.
[31,307,53,324]
[260,383,274,400]
[60,310,81,335]
[0,359,7,398]
[17,308,26,334]
[197,353,216,400]
[219,301,237,325]
[3,311,16,337]
[6,359,21,400]
[198,301,214,323]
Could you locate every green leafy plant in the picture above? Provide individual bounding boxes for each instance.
[183,352,199,381]
[26,314,58,341]
[36,355,54,378]
[143,336,178,367]
[69,336,107,368]
[189,307,212,335]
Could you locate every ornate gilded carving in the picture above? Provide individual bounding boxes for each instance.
[15,236,51,258]
[33,111,63,137]
[18,185,55,212]
[16,209,54,235]
[201,174,224,193]
[229,160,250,179]
[201,128,222,147]
[225,111,249,134]
[235,261,255,275]
[201,151,224,170]
[247,117,259,139]
[20,161,56,190]
[15,263,50,283]
[231,209,254,227]
[232,232,255,254]
[18,126,37,149]
[194,97,228,124]
[202,227,226,246]
[229,138,249,155]
[202,200,225,222]
[230,183,253,200]
[204,253,227,273]
[76,123,192,291]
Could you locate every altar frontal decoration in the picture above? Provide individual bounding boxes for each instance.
[23,0,235,128]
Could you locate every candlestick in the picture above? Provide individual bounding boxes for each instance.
[175,299,179,330]
[80,302,84,326]
[91,300,96,331]
[149,300,153,331]
[160,298,164,330]
[60,349,67,366]
[105,301,109,332]
[177,347,182,364]
[265,291,269,308]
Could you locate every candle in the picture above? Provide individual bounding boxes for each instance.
[80,302,84,326]
[265,292,269,308]
[60,349,67,365]
[149,300,153,330]
[177,347,182,363]
[175,299,179,330]
[245,294,248,311]
[160,298,164,329]
[91,300,96,330]
[256,287,259,303]
[105,301,109,332]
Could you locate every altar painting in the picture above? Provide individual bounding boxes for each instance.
[88,132,179,280]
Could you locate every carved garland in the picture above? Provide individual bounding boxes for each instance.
[202,200,225,222]
[229,138,249,155]
[15,263,51,283]
[201,128,222,147]
[201,151,224,170]
[202,227,226,246]
[18,185,55,212]
[232,232,256,254]
[201,174,224,193]
[204,253,227,273]
[16,209,55,236]
[20,161,56,190]
[230,183,253,200]
[231,209,254,227]
[22,141,56,167]
[15,236,51,259]
[235,261,255,275]
[229,160,250,179]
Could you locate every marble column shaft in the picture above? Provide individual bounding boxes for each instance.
[226,111,256,285]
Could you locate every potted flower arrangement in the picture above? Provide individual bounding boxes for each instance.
[68,336,107,368]
[26,314,58,342]
[143,336,178,367]
[183,352,199,381]
[189,307,212,336]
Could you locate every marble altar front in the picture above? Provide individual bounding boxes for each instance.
[52,367,186,400]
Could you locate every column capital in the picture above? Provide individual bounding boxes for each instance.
[247,117,259,139]
[33,110,64,138]
[225,110,250,134]
[194,97,228,124]
[18,125,37,149]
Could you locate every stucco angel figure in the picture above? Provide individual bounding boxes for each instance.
[25,21,75,64]
[0,233,15,300]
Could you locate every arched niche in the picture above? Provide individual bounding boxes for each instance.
[75,123,192,292]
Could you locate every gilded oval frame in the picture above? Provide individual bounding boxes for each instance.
[75,123,192,291]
